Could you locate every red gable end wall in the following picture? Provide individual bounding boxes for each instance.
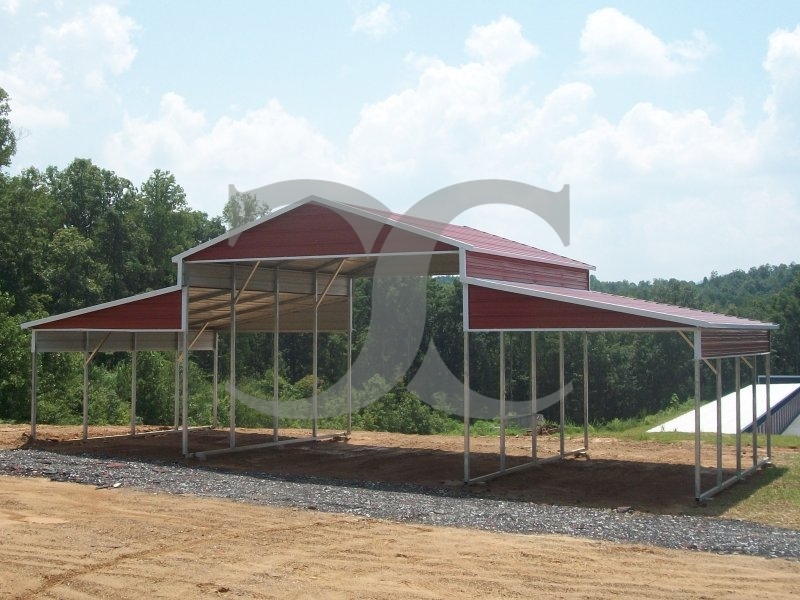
[34,291,182,330]
[187,203,456,261]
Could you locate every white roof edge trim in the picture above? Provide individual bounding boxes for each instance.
[466,327,697,333]
[33,329,185,333]
[20,285,182,330]
[463,277,779,330]
[183,250,461,265]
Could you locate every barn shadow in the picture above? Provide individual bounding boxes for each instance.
[21,427,788,519]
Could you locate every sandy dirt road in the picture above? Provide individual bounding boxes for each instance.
[1,476,799,600]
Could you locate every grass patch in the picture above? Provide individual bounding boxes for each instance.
[589,405,800,528]
[692,453,800,529]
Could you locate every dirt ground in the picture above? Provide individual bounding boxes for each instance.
[1,425,799,599]
[2,424,797,519]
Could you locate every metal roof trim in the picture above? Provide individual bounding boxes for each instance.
[179,250,460,266]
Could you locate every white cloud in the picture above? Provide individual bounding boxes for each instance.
[100,14,799,280]
[764,25,800,82]
[763,25,800,119]
[1,0,19,14]
[352,2,404,38]
[43,3,138,89]
[105,93,352,211]
[464,15,538,71]
[0,3,138,130]
[580,8,712,76]
[347,17,540,184]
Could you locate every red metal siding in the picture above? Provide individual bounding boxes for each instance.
[700,329,771,358]
[466,251,589,289]
[34,291,182,330]
[468,285,678,330]
[187,203,456,261]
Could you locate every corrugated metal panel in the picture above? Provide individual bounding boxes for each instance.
[188,292,349,333]
[466,251,589,289]
[352,204,593,270]
[468,285,679,329]
[186,264,349,297]
[185,203,458,262]
[465,279,777,330]
[30,290,182,330]
[700,329,771,358]
[34,331,215,353]
[179,198,592,272]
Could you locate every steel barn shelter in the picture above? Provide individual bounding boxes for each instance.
[22,194,779,501]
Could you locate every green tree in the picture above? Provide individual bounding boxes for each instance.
[0,168,61,312]
[139,169,224,288]
[222,191,269,229]
[43,227,110,313]
[0,87,16,171]
[771,272,800,374]
[0,292,33,421]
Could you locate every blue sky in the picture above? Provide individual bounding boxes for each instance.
[2,1,800,282]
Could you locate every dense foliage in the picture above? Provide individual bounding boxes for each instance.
[1,87,798,432]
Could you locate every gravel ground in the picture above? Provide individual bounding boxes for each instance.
[1,448,798,560]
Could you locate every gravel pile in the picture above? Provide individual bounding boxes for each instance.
[1,448,798,559]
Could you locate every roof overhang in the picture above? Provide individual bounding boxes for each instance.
[463,278,776,358]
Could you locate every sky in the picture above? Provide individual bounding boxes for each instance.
[2,1,800,282]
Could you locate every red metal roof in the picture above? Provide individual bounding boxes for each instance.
[22,196,776,347]
[465,278,778,330]
[176,197,593,272]
[347,203,593,270]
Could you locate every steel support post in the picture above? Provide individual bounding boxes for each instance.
[83,332,89,441]
[559,332,565,458]
[716,357,723,486]
[181,286,190,456]
[752,355,758,467]
[463,331,470,482]
[30,332,37,441]
[229,267,237,449]
[766,353,772,460]
[531,331,537,463]
[347,277,353,436]
[583,332,589,451]
[273,269,280,442]
[694,356,702,500]
[499,332,506,472]
[130,334,137,436]
[735,357,742,476]
[312,273,319,439]
[173,337,180,430]
[212,332,219,428]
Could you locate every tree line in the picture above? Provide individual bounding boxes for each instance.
[1,86,799,432]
